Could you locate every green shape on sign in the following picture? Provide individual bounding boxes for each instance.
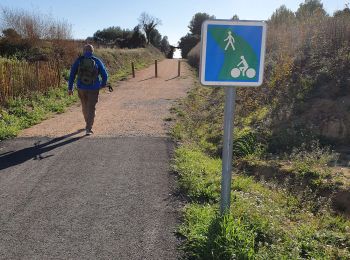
[208,27,258,81]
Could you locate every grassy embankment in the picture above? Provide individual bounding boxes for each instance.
[172,7,350,259]
[0,46,163,140]
[171,77,350,259]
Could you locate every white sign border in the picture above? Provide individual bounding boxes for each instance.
[200,19,267,87]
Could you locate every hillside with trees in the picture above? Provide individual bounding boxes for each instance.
[184,0,350,150]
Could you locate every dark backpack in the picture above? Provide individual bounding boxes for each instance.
[77,57,98,85]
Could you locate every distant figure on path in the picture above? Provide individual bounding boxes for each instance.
[68,44,108,135]
[224,31,235,51]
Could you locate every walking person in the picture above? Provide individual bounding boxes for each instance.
[224,31,235,51]
[68,44,108,135]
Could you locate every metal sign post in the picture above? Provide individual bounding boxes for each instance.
[220,87,236,213]
[200,20,267,215]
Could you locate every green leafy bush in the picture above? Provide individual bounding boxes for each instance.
[233,128,266,159]
[288,141,339,188]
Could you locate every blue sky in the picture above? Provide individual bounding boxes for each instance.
[0,0,347,45]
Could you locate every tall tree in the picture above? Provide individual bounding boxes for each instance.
[160,36,170,54]
[93,26,122,44]
[188,12,215,36]
[92,26,135,47]
[296,0,327,20]
[149,28,162,48]
[269,5,296,25]
[138,12,162,44]
[178,12,214,59]
[178,33,200,58]
[129,26,146,48]
[334,4,350,18]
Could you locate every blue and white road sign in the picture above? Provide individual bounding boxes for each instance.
[200,20,267,87]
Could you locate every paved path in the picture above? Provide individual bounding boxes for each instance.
[0,59,193,259]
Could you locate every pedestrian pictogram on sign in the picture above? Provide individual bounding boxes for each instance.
[200,20,267,87]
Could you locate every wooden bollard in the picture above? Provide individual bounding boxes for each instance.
[178,60,181,77]
[35,61,39,88]
[155,60,158,78]
[131,62,135,78]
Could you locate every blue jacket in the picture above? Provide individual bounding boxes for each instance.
[68,52,108,91]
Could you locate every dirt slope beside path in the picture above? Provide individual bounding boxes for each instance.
[20,59,192,138]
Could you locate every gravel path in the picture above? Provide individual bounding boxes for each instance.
[0,59,193,259]
[20,59,192,137]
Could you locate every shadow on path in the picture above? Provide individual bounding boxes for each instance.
[0,129,85,171]
[165,76,179,81]
[138,76,155,82]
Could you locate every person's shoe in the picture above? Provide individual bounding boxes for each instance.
[86,129,94,135]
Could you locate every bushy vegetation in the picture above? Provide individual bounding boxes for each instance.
[91,26,146,48]
[253,2,350,149]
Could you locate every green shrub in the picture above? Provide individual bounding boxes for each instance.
[288,140,339,188]
[290,141,338,170]
[233,128,266,159]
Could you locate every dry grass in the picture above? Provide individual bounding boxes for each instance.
[267,14,350,64]
[0,58,61,105]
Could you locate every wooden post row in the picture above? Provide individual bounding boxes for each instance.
[155,60,158,78]
[131,62,135,78]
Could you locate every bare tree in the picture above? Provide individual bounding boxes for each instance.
[0,7,72,40]
[138,12,161,44]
